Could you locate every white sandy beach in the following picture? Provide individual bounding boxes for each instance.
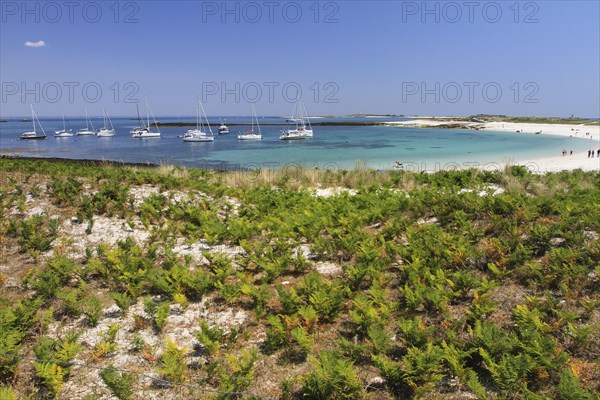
[386,120,600,172]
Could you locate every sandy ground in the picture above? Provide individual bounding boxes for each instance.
[387,120,600,172]
[517,150,600,173]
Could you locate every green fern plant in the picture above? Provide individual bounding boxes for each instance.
[301,351,363,399]
[216,348,258,399]
[158,339,189,383]
[55,340,81,365]
[565,322,596,354]
[0,307,25,381]
[290,326,314,358]
[110,291,133,315]
[478,348,535,393]
[265,314,287,352]
[373,343,445,397]
[56,289,82,317]
[215,281,240,303]
[297,305,318,332]
[398,316,435,347]
[557,367,594,400]
[173,292,189,310]
[277,285,302,315]
[466,292,498,321]
[0,386,18,400]
[367,323,392,355]
[80,295,103,327]
[309,285,344,323]
[93,340,117,360]
[35,362,65,398]
[196,320,225,356]
[92,324,119,359]
[336,337,369,362]
[240,283,271,318]
[154,302,170,331]
[466,369,489,400]
[100,365,136,400]
[349,294,385,333]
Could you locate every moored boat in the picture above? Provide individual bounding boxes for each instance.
[238,106,262,140]
[19,105,46,140]
[77,109,96,136]
[183,101,214,142]
[54,114,73,137]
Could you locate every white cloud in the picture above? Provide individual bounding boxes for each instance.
[24,40,46,48]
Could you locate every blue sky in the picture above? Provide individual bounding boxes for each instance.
[1,0,599,117]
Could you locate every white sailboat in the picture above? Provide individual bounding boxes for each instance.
[77,110,96,136]
[238,105,262,140]
[19,105,47,140]
[54,114,73,137]
[132,98,161,138]
[218,119,229,134]
[130,104,149,136]
[97,109,115,137]
[182,101,214,142]
[300,102,314,138]
[280,101,313,140]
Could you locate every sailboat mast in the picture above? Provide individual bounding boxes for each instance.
[33,106,46,136]
[253,105,261,135]
[199,102,212,135]
[31,105,35,132]
[136,104,142,127]
[304,102,312,130]
[145,98,159,134]
[146,98,150,130]
[196,101,200,130]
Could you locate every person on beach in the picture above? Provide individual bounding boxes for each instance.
[570,150,573,156]
[562,149,566,156]
[588,150,592,158]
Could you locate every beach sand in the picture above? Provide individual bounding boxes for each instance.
[387,120,600,172]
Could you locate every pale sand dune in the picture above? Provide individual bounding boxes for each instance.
[386,120,600,172]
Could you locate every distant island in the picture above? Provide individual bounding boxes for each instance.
[437,115,599,125]
[346,113,406,118]
[152,121,389,127]
[151,115,598,128]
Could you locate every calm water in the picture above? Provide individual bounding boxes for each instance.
[0,116,590,171]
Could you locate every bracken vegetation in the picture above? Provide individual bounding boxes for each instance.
[0,158,598,399]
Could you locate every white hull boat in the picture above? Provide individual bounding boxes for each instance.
[183,101,214,143]
[97,109,115,137]
[54,114,73,137]
[238,105,262,140]
[182,130,214,142]
[133,98,161,138]
[280,101,313,140]
[77,110,96,136]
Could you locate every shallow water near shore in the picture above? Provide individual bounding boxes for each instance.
[0,116,591,171]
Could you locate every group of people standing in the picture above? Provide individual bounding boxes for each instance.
[562,149,600,158]
[561,149,573,156]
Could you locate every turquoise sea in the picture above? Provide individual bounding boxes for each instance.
[0,116,591,172]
